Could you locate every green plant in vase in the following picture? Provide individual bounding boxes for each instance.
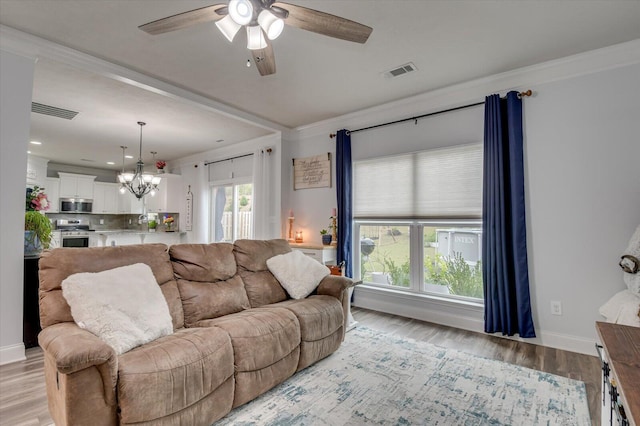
[320,229,332,245]
[25,186,52,253]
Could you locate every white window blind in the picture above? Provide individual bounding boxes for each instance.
[353,143,482,219]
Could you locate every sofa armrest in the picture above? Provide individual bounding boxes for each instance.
[317,275,357,301]
[39,322,118,404]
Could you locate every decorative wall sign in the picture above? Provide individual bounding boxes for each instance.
[293,153,331,190]
[185,185,193,231]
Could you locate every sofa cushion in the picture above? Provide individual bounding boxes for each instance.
[233,239,291,307]
[61,263,173,355]
[39,244,184,330]
[170,243,250,326]
[197,307,300,407]
[267,250,330,299]
[170,243,237,282]
[266,295,344,370]
[118,327,234,424]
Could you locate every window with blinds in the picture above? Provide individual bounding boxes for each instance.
[353,143,483,219]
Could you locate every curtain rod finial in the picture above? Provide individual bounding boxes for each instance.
[329,133,336,139]
[519,89,532,98]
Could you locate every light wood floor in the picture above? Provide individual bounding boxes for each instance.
[0,307,601,425]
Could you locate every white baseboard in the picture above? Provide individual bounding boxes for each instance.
[353,285,597,356]
[0,343,26,365]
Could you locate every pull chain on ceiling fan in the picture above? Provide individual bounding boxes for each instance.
[138,0,372,76]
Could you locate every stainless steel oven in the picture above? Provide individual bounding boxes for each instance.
[61,234,90,248]
[56,219,92,248]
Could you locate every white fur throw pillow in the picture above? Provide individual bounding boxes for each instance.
[267,250,330,299]
[621,224,640,295]
[62,263,173,354]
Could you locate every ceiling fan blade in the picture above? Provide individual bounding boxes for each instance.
[139,4,227,35]
[252,41,276,76]
[273,2,372,44]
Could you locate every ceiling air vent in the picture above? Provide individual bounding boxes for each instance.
[383,62,418,79]
[31,102,79,120]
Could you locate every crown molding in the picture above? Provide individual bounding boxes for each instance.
[294,38,640,141]
[0,24,290,136]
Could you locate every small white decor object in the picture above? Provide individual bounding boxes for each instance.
[267,250,330,299]
[62,263,173,354]
[599,290,640,327]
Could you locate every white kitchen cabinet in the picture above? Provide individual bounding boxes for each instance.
[58,172,96,199]
[49,230,62,248]
[26,155,49,187]
[117,190,144,214]
[43,177,59,213]
[93,182,119,214]
[145,173,183,214]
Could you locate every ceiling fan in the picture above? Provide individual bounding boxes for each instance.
[139,0,372,76]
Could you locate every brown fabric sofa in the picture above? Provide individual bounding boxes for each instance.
[38,239,353,425]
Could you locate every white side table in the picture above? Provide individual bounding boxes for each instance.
[290,243,357,332]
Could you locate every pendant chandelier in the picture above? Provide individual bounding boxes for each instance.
[117,122,161,199]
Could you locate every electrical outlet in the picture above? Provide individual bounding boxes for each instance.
[99,219,104,225]
[551,300,562,316]
[129,219,132,225]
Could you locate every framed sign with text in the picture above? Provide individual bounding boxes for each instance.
[293,153,331,190]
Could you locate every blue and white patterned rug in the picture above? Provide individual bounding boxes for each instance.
[217,326,590,425]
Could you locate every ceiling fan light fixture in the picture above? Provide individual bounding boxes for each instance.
[246,25,267,50]
[258,10,284,40]
[228,0,253,26]
[216,15,242,42]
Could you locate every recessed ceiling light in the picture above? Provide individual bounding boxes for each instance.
[30,141,42,145]
[106,161,115,165]
[27,150,31,154]
[125,155,134,159]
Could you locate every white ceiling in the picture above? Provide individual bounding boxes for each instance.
[1,0,640,169]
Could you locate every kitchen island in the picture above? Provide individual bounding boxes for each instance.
[92,230,185,247]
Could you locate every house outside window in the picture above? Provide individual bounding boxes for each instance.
[353,143,484,303]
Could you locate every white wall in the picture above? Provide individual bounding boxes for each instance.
[281,137,339,245]
[286,41,640,354]
[0,49,35,364]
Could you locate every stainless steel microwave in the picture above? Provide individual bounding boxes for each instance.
[60,198,93,213]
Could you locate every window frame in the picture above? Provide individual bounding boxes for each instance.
[209,178,254,243]
[354,219,484,305]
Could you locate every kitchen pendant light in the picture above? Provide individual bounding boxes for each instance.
[117,122,161,200]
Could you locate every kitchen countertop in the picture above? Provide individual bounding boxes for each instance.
[91,229,185,235]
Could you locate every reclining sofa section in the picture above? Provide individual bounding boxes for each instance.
[37,239,353,426]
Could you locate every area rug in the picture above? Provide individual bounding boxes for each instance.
[217,326,590,425]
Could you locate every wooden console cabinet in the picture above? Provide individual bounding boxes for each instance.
[23,255,41,348]
[596,321,639,426]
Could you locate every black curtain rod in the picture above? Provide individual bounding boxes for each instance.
[329,90,532,138]
[204,153,253,166]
